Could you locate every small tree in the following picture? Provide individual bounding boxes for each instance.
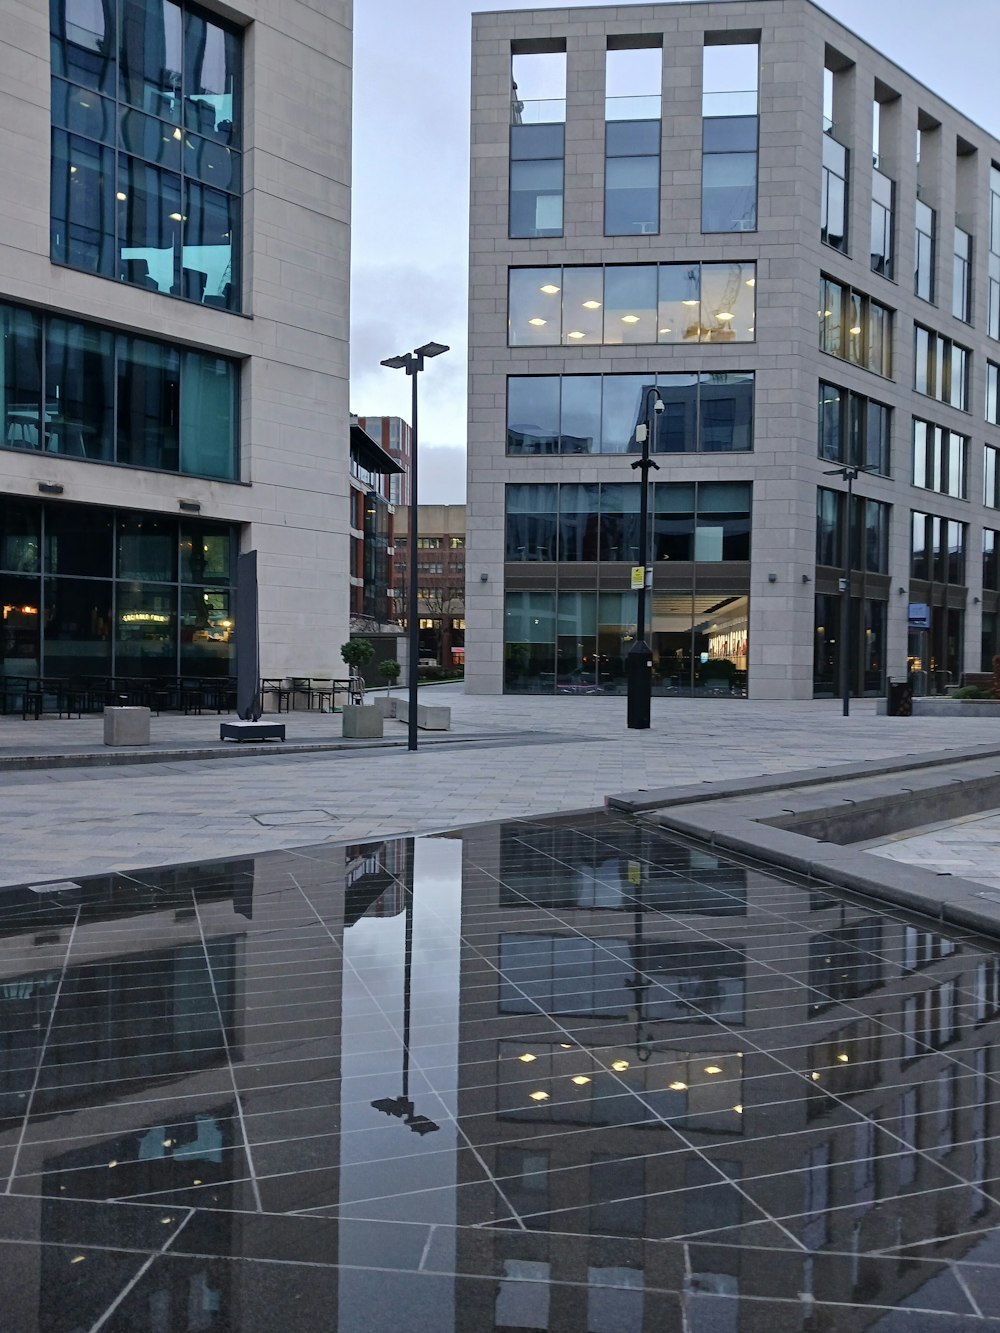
[341,638,375,705]
[379,659,401,696]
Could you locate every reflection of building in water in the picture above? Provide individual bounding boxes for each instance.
[453,822,1000,1331]
[345,840,410,922]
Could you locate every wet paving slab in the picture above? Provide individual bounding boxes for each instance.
[4,811,1000,1328]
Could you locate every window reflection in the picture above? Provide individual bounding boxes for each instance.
[117,157,182,293]
[51,130,115,276]
[116,336,180,470]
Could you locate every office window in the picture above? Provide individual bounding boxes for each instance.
[507,373,753,456]
[911,512,966,583]
[914,326,969,410]
[50,0,242,310]
[871,169,894,277]
[510,123,564,238]
[988,363,1000,425]
[817,382,891,476]
[912,420,967,499]
[701,42,758,233]
[953,227,972,323]
[0,297,238,479]
[985,446,1000,509]
[605,121,659,236]
[821,133,849,251]
[984,529,999,593]
[508,262,756,347]
[819,277,892,376]
[990,167,1000,339]
[817,488,889,574]
[915,201,936,301]
[511,48,565,125]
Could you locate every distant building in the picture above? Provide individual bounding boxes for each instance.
[349,420,404,668]
[356,416,413,507]
[394,505,466,667]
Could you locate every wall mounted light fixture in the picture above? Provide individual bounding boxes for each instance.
[37,481,64,495]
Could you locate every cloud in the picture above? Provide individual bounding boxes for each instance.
[414,445,468,505]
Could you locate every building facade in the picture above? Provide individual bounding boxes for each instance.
[394,503,466,666]
[466,0,1000,700]
[349,418,400,634]
[0,0,352,685]
[356,414,413,507]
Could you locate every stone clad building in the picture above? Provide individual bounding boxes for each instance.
[465,0,1000,700]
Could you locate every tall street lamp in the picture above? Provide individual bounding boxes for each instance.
[380,342,449,752]
[627,387,665,730]
[823,463,869,717]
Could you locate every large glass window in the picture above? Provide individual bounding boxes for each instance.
[701,42,758,233]
[819,277,892,377]
[510,124,564,239]
[913,326,969,410]
[912,420,967,499]
[985,445,1000,510]
[911,512,966,584]
[984,529,999,593]
[505,484,557,562]
[991,167,1000,341]
[0,298,237,479]
[817,382,891,476]
[915,201,936,302]
[509,262,756,347]
[50,0,242,310]
[953,227,972,323]
[507,372,753,455]
[988,362,999,426]
[821,134,848,251]
[871,170,893,277]
[817,488,890,574]
[605,120,659,237]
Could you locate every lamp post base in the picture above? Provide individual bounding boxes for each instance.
[626,639,653,730]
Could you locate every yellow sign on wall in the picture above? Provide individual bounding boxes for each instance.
[630,566,644,590]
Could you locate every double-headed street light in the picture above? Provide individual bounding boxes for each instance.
[626,387,665,730]
[823,463,872,717]
[380,342,449,752]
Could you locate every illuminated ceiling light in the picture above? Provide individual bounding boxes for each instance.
[518,1053,537,1063]
[668,1080,687,1091]
[703,1065,723,1075]
[79,99,91,109]
[733,1104,744,1114]
[116,191,127,200]
[163,1139,174,1148]
[611,1059,630,1072]
[582,299,602,309]
[539,283,560,295]
[527,317,547,327]
[836,1053,850,1063]
[746,277,756,287]
[659,327,672,334]
[571,1075,591,1086]
[716,312,734,321]
[108,1160,118,1169]
[160,1217,173,1225]
[169,212,187,221]
[559,1043,573,1049]
[529,1090,549,1102]
[849,325,862,335]
[173,127,182,139]
[70,1255,86,1264]
[748,327,755,335]
[567,331,586,339]
[193,1178,203,1185]
[621,314,640,324]
[824,310,832,317]
[811,1071,821,1081]
[69,165,77,173]
[682,299,698,307]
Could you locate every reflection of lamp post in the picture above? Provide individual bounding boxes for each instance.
[380,342,449,752]
[370,884,440,1136]
[625,858,653,1061]
[626,387,665,730]
[823,464,871,717]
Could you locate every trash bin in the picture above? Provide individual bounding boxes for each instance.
[887,679,913,717]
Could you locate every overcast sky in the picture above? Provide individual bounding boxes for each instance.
[351,0,1000,503]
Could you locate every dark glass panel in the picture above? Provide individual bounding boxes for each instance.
[603,267,656,343]
[180,523,232,585]
[504,591,556,693]
[605,156,659,235]
[817,489,840,567]
[985,531,999,593]
[51,77,116,144]
[50,130,115,276]
[606,120,660,156]
[702,116,757,153]
[180,586,233,676]
[0,305,42,453]
[505,485,557,562]
[119,107,182,169]
[911,512,929,582]
[43,577,112,676]
[117,512,177,581]
[0,575,41,677]
[119,0,182,120]
[0,496,41,574]
[698,482,752,562]
[183,9,240,147]
[866,400,890,476]
[183,133,240,192]
[45,503,114,578]
[510,123,564,161]
[117,156,182,294]
[813,592,838,695]
[183,182,238,307]
[510,158,563,239]
[507,377,559,454]
[45,318,114,462]
[598,484,641,562]
[702,149,757,233]
[600,374,647,453]
[656,374,697,452]
[657,263,700,345]
[115,582,176,676]
[117,336,180,470]
[556,591,597,688]
[863,598,887,694]
[699,373,753,452]
[652,483,695,562]
[818,382,841,461]
[180,351,237,477]
[559,376,601,454]
[558,483,600,561]
[50,0,116,94]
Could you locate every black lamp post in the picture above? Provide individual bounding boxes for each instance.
[626,387,665,730]
[823,463,868,717]
[380,342,449,752]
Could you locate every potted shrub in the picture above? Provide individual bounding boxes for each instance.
[374,658,402,718]
[340,638,382,738]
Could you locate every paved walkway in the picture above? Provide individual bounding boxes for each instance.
[3,684,1000,887]
[869,808,1000,893]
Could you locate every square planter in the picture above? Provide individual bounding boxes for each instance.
[373,696,397,719]
[341,705,384,739]
[104,706,151,746]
